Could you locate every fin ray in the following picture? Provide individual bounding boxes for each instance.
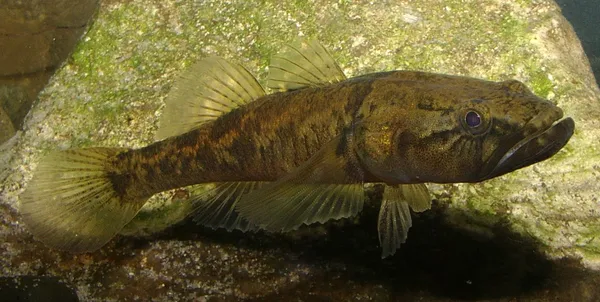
[156,57,265,140]
[377,184,431,258]
[268,39,346,91]
[401,183,431,212]
[378,186,412,258]
[236,134,364,231]
[20,147,146,252]
[191,182,264,232]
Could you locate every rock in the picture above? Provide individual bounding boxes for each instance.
[2,0,600,300]
[0,0,99,75]
[0,105,15,143]
[0,0,99,144]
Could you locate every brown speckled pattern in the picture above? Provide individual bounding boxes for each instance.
[109,77,374,200]
[108,70,566,201]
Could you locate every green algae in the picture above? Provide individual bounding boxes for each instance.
[529,68,555,97]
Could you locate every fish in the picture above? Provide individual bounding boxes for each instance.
[19,39,575,257]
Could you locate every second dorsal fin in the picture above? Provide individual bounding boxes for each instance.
[156,57,265,140]
[267,39,347,92]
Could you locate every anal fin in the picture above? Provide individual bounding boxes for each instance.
[190,181,265,232]
[236,134,365,231]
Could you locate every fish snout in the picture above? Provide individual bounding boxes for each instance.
[521,103,564,137]
[480,103,573,181]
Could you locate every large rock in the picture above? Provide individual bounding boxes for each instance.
[0,0,99,144]
[2,0,600,300]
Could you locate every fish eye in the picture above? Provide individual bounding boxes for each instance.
[460,108,490,136]
[465,111,482,128]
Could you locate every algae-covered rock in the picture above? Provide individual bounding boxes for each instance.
[2,0,600,300]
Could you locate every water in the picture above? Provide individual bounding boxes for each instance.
[556,0,600,85]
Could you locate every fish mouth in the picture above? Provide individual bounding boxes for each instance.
[482,111,575,180]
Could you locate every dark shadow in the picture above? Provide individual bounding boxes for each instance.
[0,276,79,302]
[145,194,557,301]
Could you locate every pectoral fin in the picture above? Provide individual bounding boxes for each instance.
[378,195,412,259]
[378,184,431,258]
[236,134,364,231]
[268,39,347,91]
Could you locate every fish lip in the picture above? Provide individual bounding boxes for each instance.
[482,113,575,180]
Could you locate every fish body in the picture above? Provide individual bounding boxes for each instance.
[20,40,574,257]
[110,75,369,198]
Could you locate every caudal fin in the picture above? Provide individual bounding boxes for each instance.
[20,147,147,252]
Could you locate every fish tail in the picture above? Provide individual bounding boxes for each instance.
[20,147,146,252]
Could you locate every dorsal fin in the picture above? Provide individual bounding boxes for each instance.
[156,57,265,140]
[267,39,347,92]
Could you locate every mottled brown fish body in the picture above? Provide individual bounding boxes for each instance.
[19,41,574,254]
[110,76,375,200]
[109,70,568,200]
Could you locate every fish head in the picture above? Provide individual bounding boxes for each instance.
[475,82,575,181]
[355,73,574,184]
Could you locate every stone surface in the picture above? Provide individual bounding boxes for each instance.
[0,0,99,75]
[1,0,600,300]
[0,105,15,144]
[0,0,99,144]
